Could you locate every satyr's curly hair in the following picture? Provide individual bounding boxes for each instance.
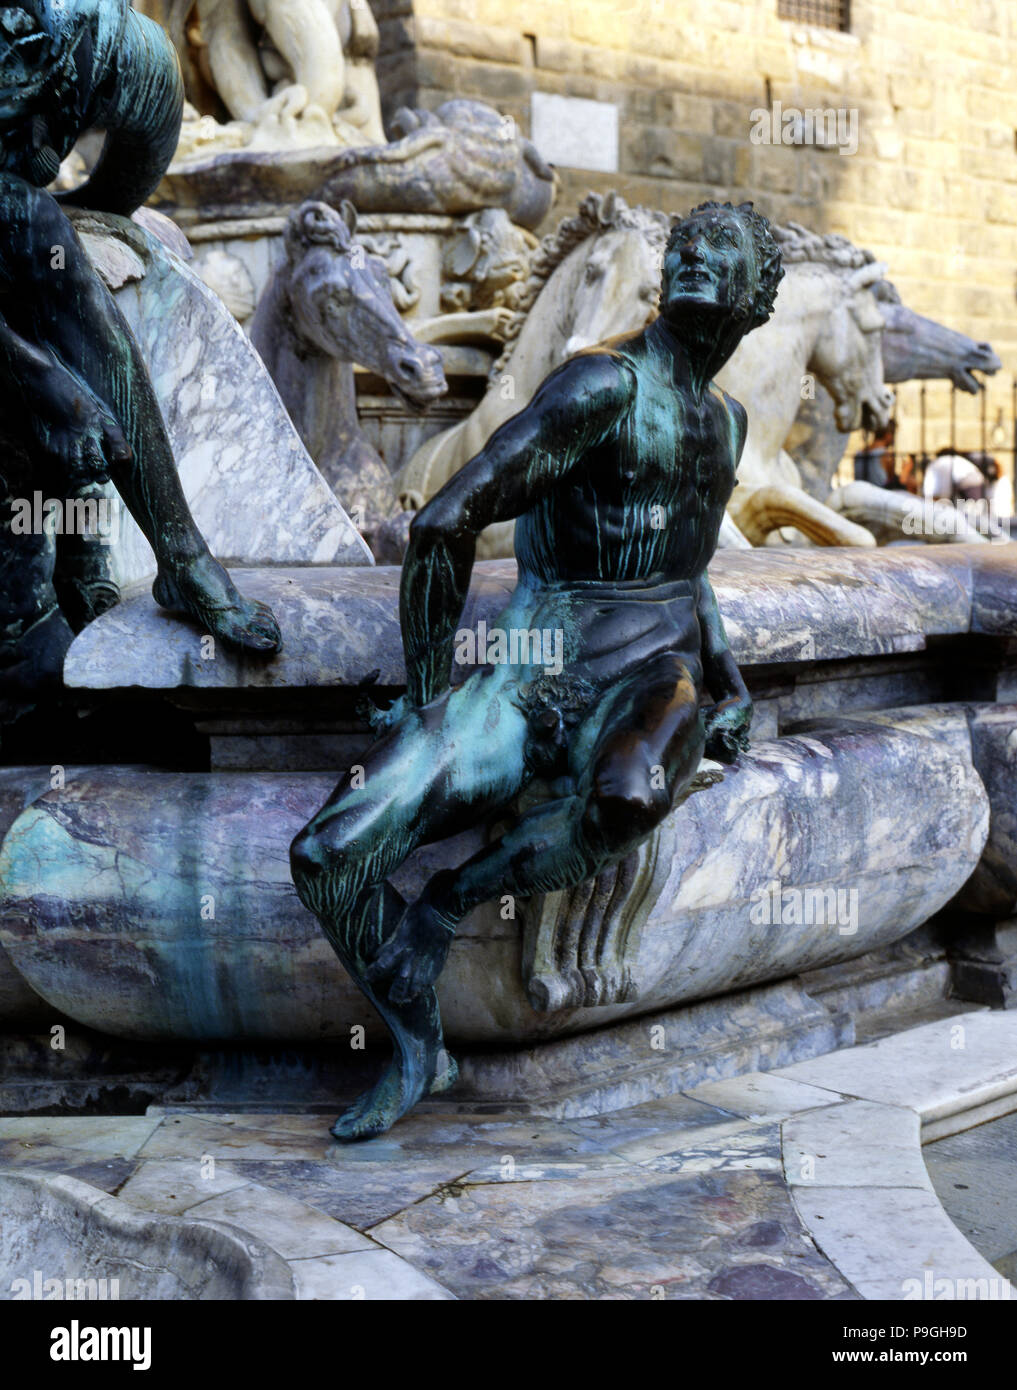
[664,201,784,328]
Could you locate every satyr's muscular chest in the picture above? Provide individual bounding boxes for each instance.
[585,382,738,517]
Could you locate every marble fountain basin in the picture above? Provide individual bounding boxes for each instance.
[0,704,996,1044]
[0,547,1014,1046]
[0,1170,295,1300]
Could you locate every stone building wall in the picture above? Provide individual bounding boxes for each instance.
[372,0,1017,470]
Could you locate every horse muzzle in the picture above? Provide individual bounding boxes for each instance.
[386,342,448,412]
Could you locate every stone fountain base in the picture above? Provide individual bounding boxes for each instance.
[1,546,1016,1122]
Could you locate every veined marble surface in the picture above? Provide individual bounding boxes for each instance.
[63,544,1017,692]
[86,216,371,586]
[0,707,990,1043]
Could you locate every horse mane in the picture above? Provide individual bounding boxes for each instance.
[284,201,353,266]
[490,192,668,378]
[772,221,877,272]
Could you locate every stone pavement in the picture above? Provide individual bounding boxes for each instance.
[0,1098,855,1300]
[2,1010,1016,1300]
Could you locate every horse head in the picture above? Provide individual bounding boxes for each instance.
[558,194,665,359]
[284,200,447,410]
[808,260,894,433]
[874,283,1001,394]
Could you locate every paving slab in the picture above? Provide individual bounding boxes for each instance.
[792,1185,1013,1301]
[784,1100,932,1190]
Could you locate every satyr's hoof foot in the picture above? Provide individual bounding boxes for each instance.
[154,557,282,654]
[330,1066,411,1143]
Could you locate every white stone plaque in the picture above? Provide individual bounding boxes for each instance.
[530,92,619,173]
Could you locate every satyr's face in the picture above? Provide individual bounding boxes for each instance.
[659,209,758,330]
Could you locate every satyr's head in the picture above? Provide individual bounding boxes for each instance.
[659,201,783,339]
[0,1,79,111]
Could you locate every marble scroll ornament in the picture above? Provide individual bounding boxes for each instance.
[521,766,725,1011]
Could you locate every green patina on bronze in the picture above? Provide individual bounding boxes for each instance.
[291,200,785,1141]
[0,0,279,717]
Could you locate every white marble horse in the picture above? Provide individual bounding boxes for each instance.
[788,279,1002,503]
[395,192,668,514]
[719,222,894,548]
[788,279,1003,546]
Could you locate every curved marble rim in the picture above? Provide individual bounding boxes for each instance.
[0,1168,298,1301]
[686,1010,1017,1301]
[1,1165,458,1302]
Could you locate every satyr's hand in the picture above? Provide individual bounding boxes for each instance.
[704,693,752,763]
[365,886,457,1004]
[30,364,132,489]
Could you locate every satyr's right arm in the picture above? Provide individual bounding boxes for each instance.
[400,352,630,708]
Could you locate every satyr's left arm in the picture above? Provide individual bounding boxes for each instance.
[60,8,183,216]
[698,393,752,761]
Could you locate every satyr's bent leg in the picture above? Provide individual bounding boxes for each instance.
[382,654,706,983]
[291,684,529,1139]
[0,176,280,652]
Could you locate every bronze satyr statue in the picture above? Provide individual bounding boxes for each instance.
[0,0,280,700]
[292,201,784,1140]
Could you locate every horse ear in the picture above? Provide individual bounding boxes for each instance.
[845,261,888,294]
[601,189,627,224]
[338,200,358,235]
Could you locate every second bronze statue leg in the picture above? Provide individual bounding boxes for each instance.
[0,178,280,652]
[291,696,528,1139]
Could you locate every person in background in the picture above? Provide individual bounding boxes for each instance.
[898,454,920,494]
[966,453,1012,519]
[854,421,897,488]
[923,448,989,502]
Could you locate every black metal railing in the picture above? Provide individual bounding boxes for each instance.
[855,376,1017,506]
